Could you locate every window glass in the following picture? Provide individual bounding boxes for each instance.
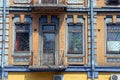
[14,24,30,52]
[68,24,83,54]
[107,24,120,54]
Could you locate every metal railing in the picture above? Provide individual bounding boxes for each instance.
[29,50,66,67]
[33,0,65,5]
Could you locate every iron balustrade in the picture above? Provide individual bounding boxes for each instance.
[29,50,66,67]
[32,0,65,6]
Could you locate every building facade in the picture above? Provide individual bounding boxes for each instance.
[0,0,120,80]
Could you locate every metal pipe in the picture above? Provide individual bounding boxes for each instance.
[2,0,6,80]
[90,0,95,79]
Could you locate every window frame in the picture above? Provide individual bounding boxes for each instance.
[66,23,85,56]
[105,23,120,56]
[40,24,58,50]
[39,23,59,65]
[42,24,57,52]
[12,22,32,56]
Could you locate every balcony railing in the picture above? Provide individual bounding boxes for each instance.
[12,50,66,68]
[32,0,65,7]
[31,50,65,66]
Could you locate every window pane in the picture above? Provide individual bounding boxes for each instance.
[107,25,120,54]
[68,25,83,54]
[15,24,30,52]
[43,33,55,52]
[43,25,55,31]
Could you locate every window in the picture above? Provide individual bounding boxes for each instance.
[42,25,56,53]
[106,0,119,5]
[67,24,83,54]
[14,23,30,52]
[106,24,120,54]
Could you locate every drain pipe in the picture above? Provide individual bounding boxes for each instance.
[2,0,6,80]
[90,0,95,79]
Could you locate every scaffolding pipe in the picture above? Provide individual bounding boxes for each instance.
[90,0,95,79]
[2,0,6,80]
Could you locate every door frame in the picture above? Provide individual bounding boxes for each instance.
[39,23,59,66]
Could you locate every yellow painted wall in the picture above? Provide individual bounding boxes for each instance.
[9,72,55,80]
[8,72,88,80]
[9,72,25,80]
[98,72,120,80]
[96,13,106,66]
[64,72,88,80]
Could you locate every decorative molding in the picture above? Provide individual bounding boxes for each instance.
[13,56,30,62]
[105,16,112,23]
[0,49,8,54]
[67,57,83,62]
[0,56,8,66]
[116,15,120,23]
[107,58,120,62]
[13,0,32,4]
[67,0,83,4]
[66,15,73,23]
[77,15,84,23]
